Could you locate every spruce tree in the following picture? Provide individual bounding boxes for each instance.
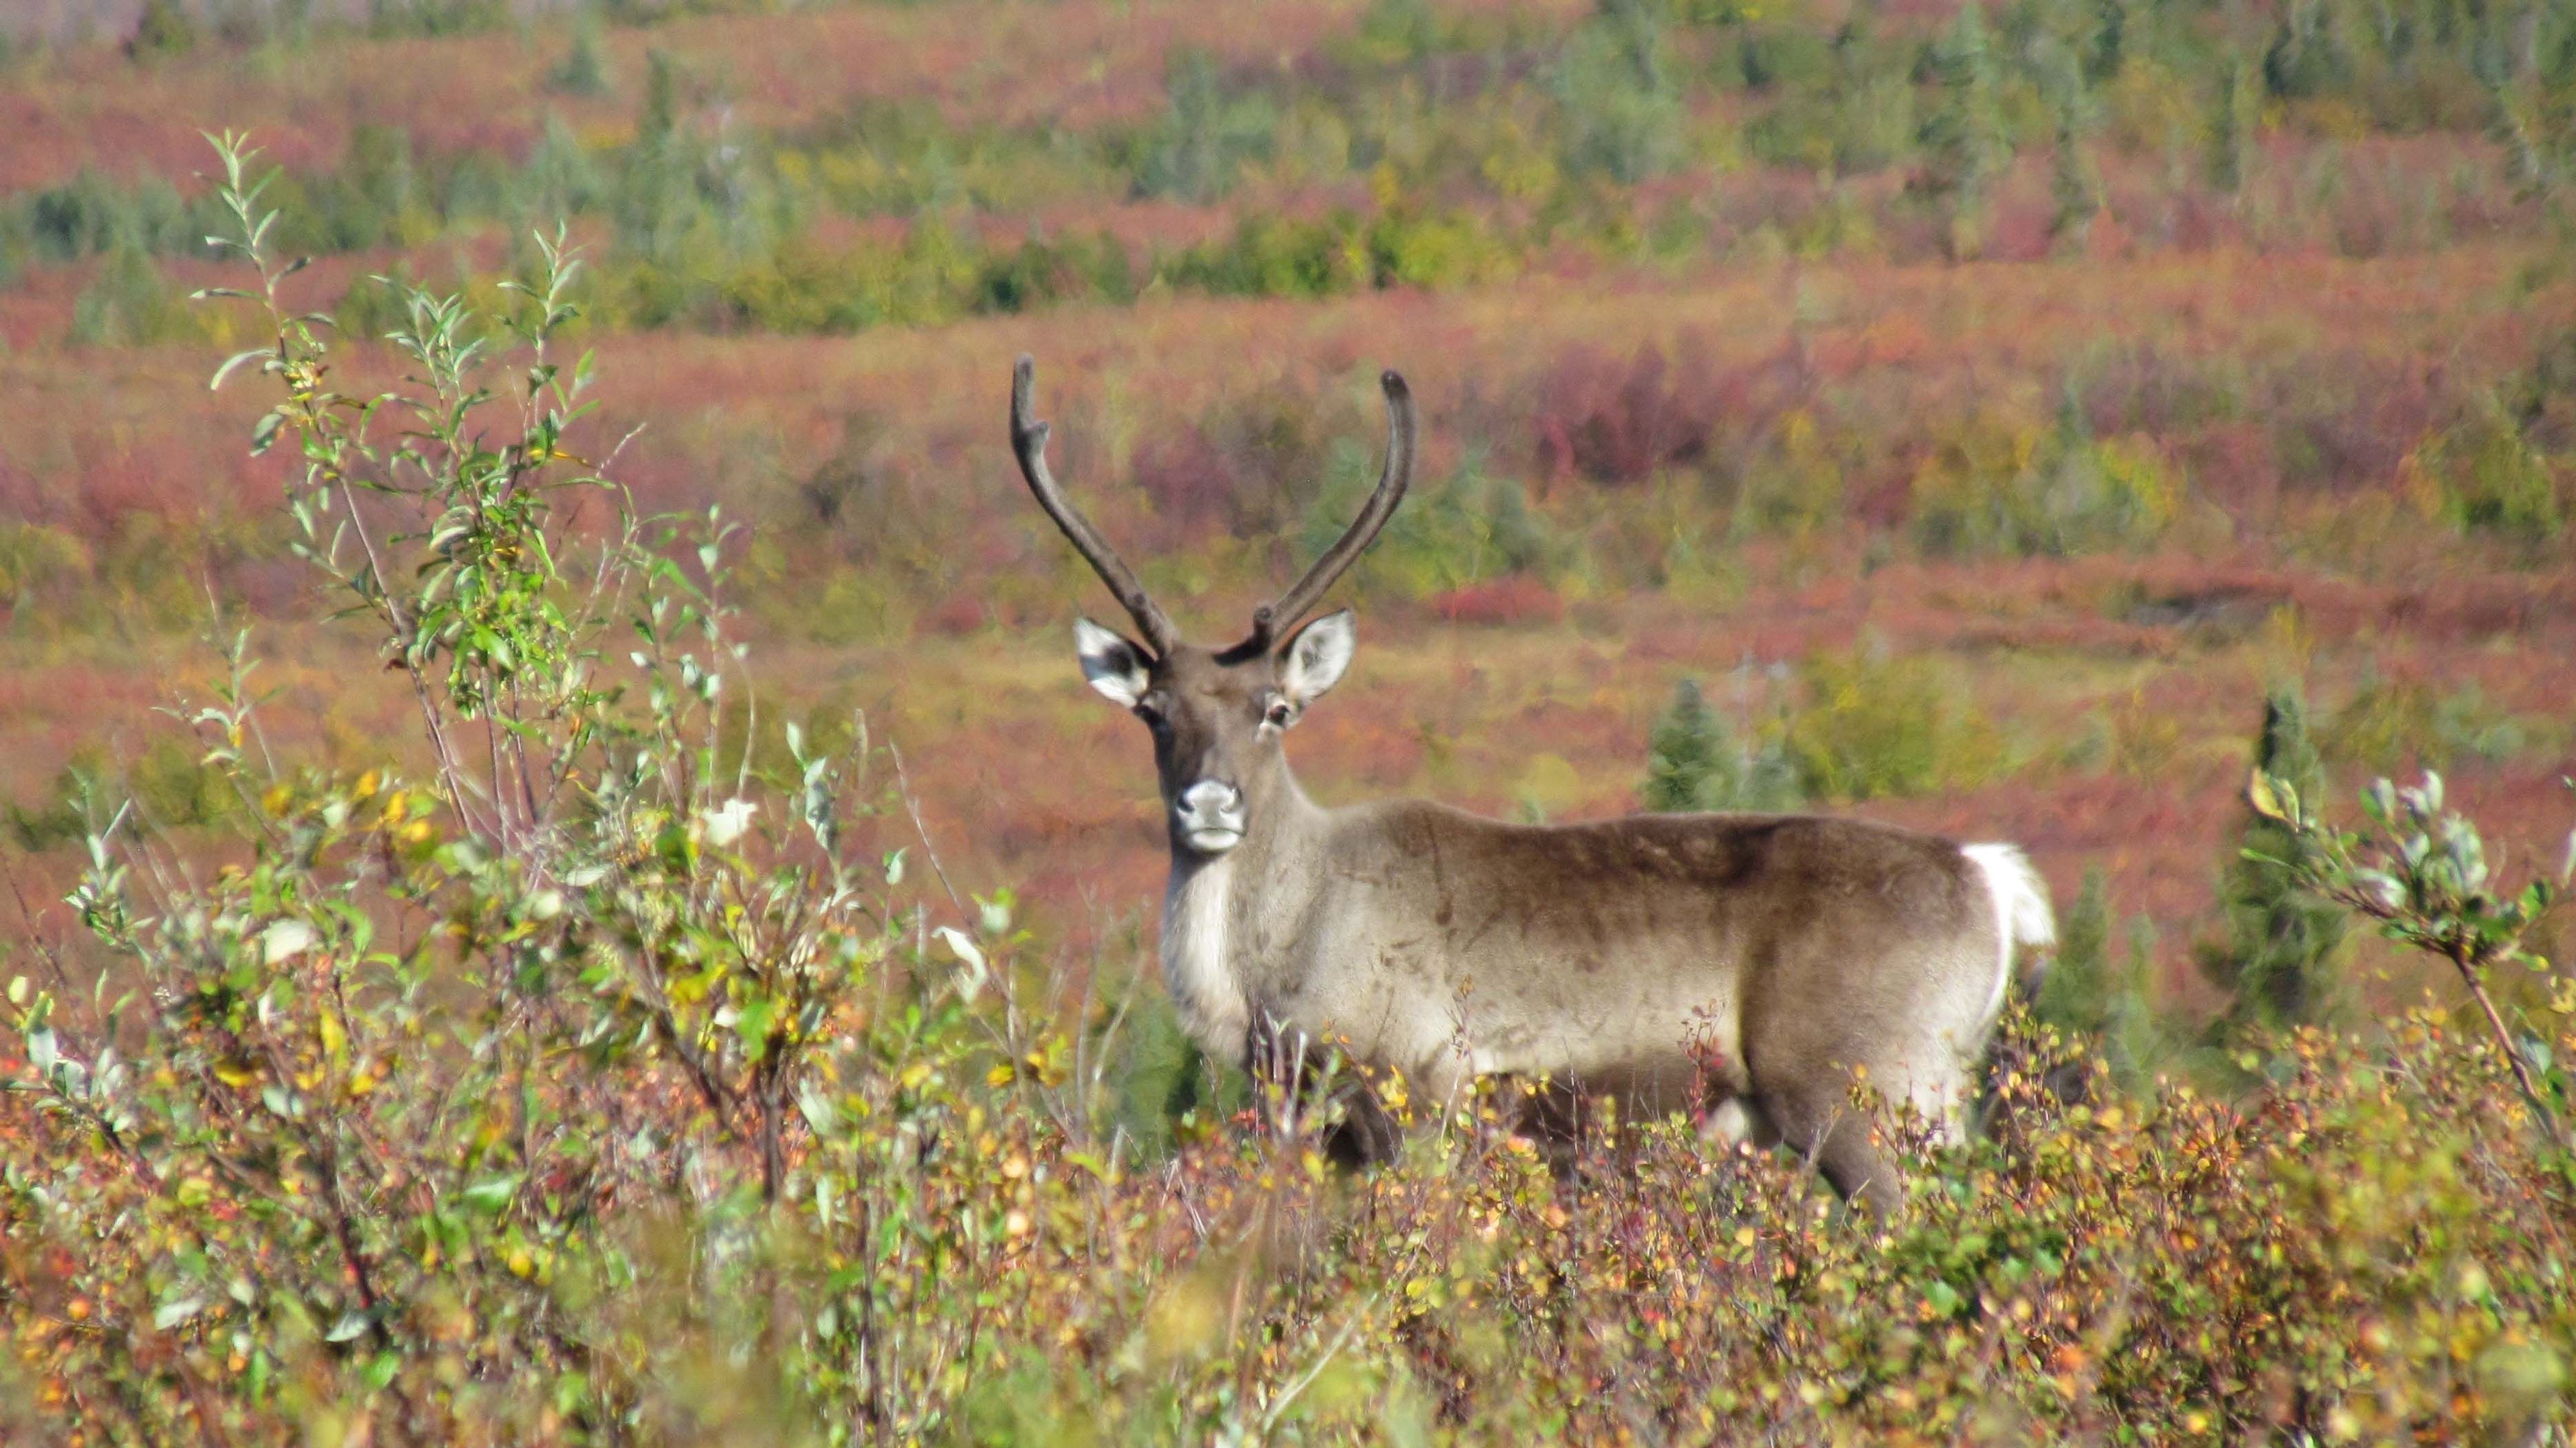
[127,0,197,61]
[2046,58,2102,248]
[1919,0,2008,259]
[1644,678,1725,813]
[1643,676,1803,813]
[2033,866,2165,1096]
[2200,685,2347,1038]
[2206,51,2260,193]
[2035,866,2116,1040]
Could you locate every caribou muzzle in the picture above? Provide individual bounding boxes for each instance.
[1175,780,1247,855]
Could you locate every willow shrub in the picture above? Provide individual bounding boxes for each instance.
[6,137,2576,1445]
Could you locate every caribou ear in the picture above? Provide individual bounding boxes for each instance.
[1277,609,1356,707]
[1073,618,1150,707]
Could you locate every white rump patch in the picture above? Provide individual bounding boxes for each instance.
[1162,859,1247,1058]
[1703,1098,1768,1147]
[1962,843,2056,1027]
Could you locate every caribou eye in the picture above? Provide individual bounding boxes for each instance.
[1263,698,1295,729]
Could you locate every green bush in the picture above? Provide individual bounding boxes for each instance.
[2326,674,2559,772]
[68,246,197,346]
[1169,211,1367,299]
[1731,409,1846,539]
[1781,645,2000,801]
[1317,451,1562,601]
[1911,401,2182,559]
[1131,48,1279,203]
[1553,1,1686,183]
[2405,403,2568,545]
[125,0,197,61]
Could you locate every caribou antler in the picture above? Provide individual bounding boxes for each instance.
[1244,370,1416,652]
[1012,355,1180,656]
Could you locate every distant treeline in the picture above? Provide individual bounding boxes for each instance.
[9,0,2576,327]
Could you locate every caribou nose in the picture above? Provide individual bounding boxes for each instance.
[1175,780,1246,853]
[1179,780,1242,821]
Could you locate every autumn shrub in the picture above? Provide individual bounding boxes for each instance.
[1731,408,1847,539]
[0,522,93,625]
[1168,212,1369,299]
[11,0,2576,321]
[364,0,508,40]
[1530,338,1727,487]
[2403,401,2569,546]
[2,136,1040,1441]
[1426,574,1564,626]
[1910,400,2182,559]
[2324,672,2559,772]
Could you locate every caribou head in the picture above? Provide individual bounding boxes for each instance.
[1012,356,1413,862]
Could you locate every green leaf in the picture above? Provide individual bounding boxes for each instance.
[461,1173,523,1214]
[736,993,777,1059]
[209,348,269,390]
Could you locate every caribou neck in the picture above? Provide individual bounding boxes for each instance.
[1160,762,1328,1062]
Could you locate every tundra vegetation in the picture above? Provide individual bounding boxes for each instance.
[0,0,2574,1441]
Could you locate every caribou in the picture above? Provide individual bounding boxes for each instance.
[1010,356,2053,1208]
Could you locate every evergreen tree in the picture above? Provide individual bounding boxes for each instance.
[1918,1,2009,259]
[2200,685,2347,1038]
[126,0,197,62]
[2045,56,2102,248]
[2035,866,2115,1039]
[2206,50,2260,193]
[2033,866,2166,1095]
[2083,0,2127,83]
[1642,676,1803,813]
[547,19,617,98]
[1644,678,1724,813]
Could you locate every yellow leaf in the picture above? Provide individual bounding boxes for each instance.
[2247,769,2286,821]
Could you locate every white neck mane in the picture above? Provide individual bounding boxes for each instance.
[1162,857,1248,1060]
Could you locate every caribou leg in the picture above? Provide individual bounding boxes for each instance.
[1244,1013,1404,1169]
